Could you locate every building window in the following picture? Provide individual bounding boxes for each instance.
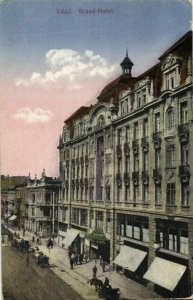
[142,184,148,204]
[125,126,130,142]
[166,107,175,130]
[157,220,188,255]
[106,185,111,201]
[125,185,130,202]
[181,183,189,207]
[180,102,188,124]
[117,129,122,145]
[155,113,160,132]
[89,186,94,201]
[155,184,161,205]
[134,153,139,172]
[166,144,175,168]
[80,209,87,227]
[118,214,149,242]
[155,148,161,169]
[143,152,148,171]
[181,143,189,165]
[143,119,148,137]
[166,183,175,206]
[106,211,111,233]
[96,211,103,229]
[133,185,139,203]
[134,122,139,139]
[117,186,121,202]
[165,70,176,90]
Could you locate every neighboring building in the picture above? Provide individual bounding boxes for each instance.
[58,31,193,298]
[25,170,61,237]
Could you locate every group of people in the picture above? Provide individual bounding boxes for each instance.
[69,252,89,269]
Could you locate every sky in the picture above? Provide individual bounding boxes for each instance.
[0,0,192,178]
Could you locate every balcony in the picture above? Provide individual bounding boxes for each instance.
[152,132,162,148]
[178,123,189,141]
[85,155,89,164]
[116,145,122,159]
[141,137,149,152]
[141,171,149,183]
[71,180,75,188]
[153,169,162,183]
[124,142,130,156]
[179,165,190,182]
[116,173,122,186]
[80,157,84,166]
[124,172,130,185]
[132,172,139,184]
[132,139,139,153]
[76,179,79,188]
[84,178,88,188]
[79,179,84,187]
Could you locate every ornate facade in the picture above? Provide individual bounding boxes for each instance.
[25,170,61,236]
[58,32,193,297]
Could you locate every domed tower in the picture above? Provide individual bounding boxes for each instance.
[120,50,134,77]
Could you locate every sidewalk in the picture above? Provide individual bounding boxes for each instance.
[7,227,159,300]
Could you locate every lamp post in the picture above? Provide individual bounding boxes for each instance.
[52,192,55,236]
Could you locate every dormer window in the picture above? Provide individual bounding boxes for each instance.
[161,54,182,91]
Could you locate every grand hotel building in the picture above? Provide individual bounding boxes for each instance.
[58,31,193,298]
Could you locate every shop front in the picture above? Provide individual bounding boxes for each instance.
[85,229,110,262]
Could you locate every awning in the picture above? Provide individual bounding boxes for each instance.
[63,229,79,248]
[85,229,108,245]
[143,257,186,291]
[113,245,147,272]
[9,215,17,221]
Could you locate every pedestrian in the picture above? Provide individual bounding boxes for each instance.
[93,264,97,278]
[99,255,102,266]
[23,228,25,237]
[104,277,109,287]
[26,254,30,267]
[84,253,88,263]
[70,257,74,269]
[102,259,105,272]
[32,235,35,243]
[79,253,83,265]
[37,237,39,245]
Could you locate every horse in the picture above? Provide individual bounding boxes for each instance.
[87,277,104,291]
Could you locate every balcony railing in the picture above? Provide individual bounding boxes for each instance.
[124,172,130,185]
[116,173,122,186]
[152,132,162,147]
[153,169,162,182]
[141,171,149,183]
[179,165,190,181]
[178,123,189,135]
[116,145,122,159]
[132,139,139,152]
[141,137,149,151]
[132,172,139,182]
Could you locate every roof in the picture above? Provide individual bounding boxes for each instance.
[98,74,136,97]
[64,106,92,123]
[159,31,192,60]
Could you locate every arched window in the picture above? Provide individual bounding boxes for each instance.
[167,107,175,130]
[97,115,105,128]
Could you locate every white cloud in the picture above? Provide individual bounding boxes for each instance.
[14,108,54,123]
[15,49,119,87]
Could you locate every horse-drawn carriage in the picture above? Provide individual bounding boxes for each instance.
[88,277,120,300]
[30,247,50,267]
[11,238,30,252]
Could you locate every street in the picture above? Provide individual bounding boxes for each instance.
[2,246,83,300]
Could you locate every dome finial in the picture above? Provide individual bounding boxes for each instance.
[120,51,133,77]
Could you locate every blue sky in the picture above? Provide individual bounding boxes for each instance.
[0,0,191,76]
